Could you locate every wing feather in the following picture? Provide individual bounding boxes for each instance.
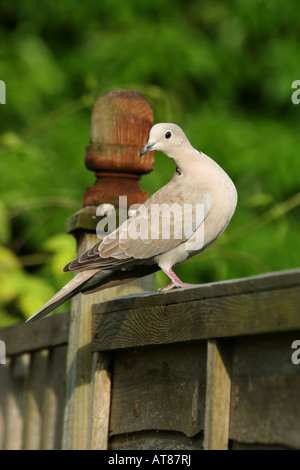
[64,180,212,272]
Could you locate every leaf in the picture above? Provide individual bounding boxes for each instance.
[43,233,76,279]
[17,275,56,320]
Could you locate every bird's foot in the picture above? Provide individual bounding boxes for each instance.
[158,268,197,292]
[158,281,196,292]
[158,282,177,292]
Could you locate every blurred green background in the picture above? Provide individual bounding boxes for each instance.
[0,0,300,325]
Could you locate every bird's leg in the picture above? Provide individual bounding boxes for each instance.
[166,269,184,287]
[159,268,195,292]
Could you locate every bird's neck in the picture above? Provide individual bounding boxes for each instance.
[170,145,204,174]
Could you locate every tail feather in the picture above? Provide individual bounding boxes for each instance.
[26,261,159,323]
[26,269,98,323]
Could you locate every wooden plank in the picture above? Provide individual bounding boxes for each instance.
[229,332,300,449]
[109,341,206,438]
[0,311,70,356]
[204,339,232,450]
[42,345,67,450]
[23,349,49,450]
[92,284,300,351]
[88,352,112,450]
[93,268,300,315]
[5,354,30,450]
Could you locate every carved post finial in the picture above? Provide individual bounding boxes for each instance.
[83,89,155,208]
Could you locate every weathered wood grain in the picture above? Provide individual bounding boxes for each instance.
[42,345,67,450]
[92,269,300,351]
[109,341,206,438]
[23,349,49,450]
[229,332,300,449]
[0,311,70,356]
[4,354,30,450]
[93,268,300,315]
[88,352,112,450]
[204,339,232,450]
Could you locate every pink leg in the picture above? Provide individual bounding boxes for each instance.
[158,268,196,292]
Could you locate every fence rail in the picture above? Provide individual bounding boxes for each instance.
[92,268,300,351]
[0,313,69,450]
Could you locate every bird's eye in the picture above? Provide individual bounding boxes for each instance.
[165,131,172,139]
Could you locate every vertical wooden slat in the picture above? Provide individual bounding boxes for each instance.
[5,354,30,450]
[88,351,112,450]
[204,339,232,450]
[23,349,49,450]
[42,345,67,450]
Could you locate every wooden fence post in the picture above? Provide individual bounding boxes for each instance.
[62,90,155,450]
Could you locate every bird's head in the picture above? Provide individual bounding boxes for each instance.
[140,123,191,158]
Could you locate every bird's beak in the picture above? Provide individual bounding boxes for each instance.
[140,142,154,157]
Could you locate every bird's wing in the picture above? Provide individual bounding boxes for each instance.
[103,180,212,258]
[64,180,212,272]
[63,241,134,272]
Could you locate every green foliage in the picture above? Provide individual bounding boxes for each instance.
[1,0,300,324]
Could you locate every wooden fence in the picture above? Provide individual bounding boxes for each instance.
[0,268,300,450]
[0,313,69,450]
[1,90,300,450]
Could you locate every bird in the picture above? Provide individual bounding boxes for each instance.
[26,123,237,323]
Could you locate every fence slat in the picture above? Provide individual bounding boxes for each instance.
[88,352,112,450]
[23,349,49,450]
[229,332,300,449]
[204,339,232,450]
[109,342,206,439]
[42,345,67,450]
[5,354,30,450]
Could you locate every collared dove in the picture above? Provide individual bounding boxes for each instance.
[26,123,237,323]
